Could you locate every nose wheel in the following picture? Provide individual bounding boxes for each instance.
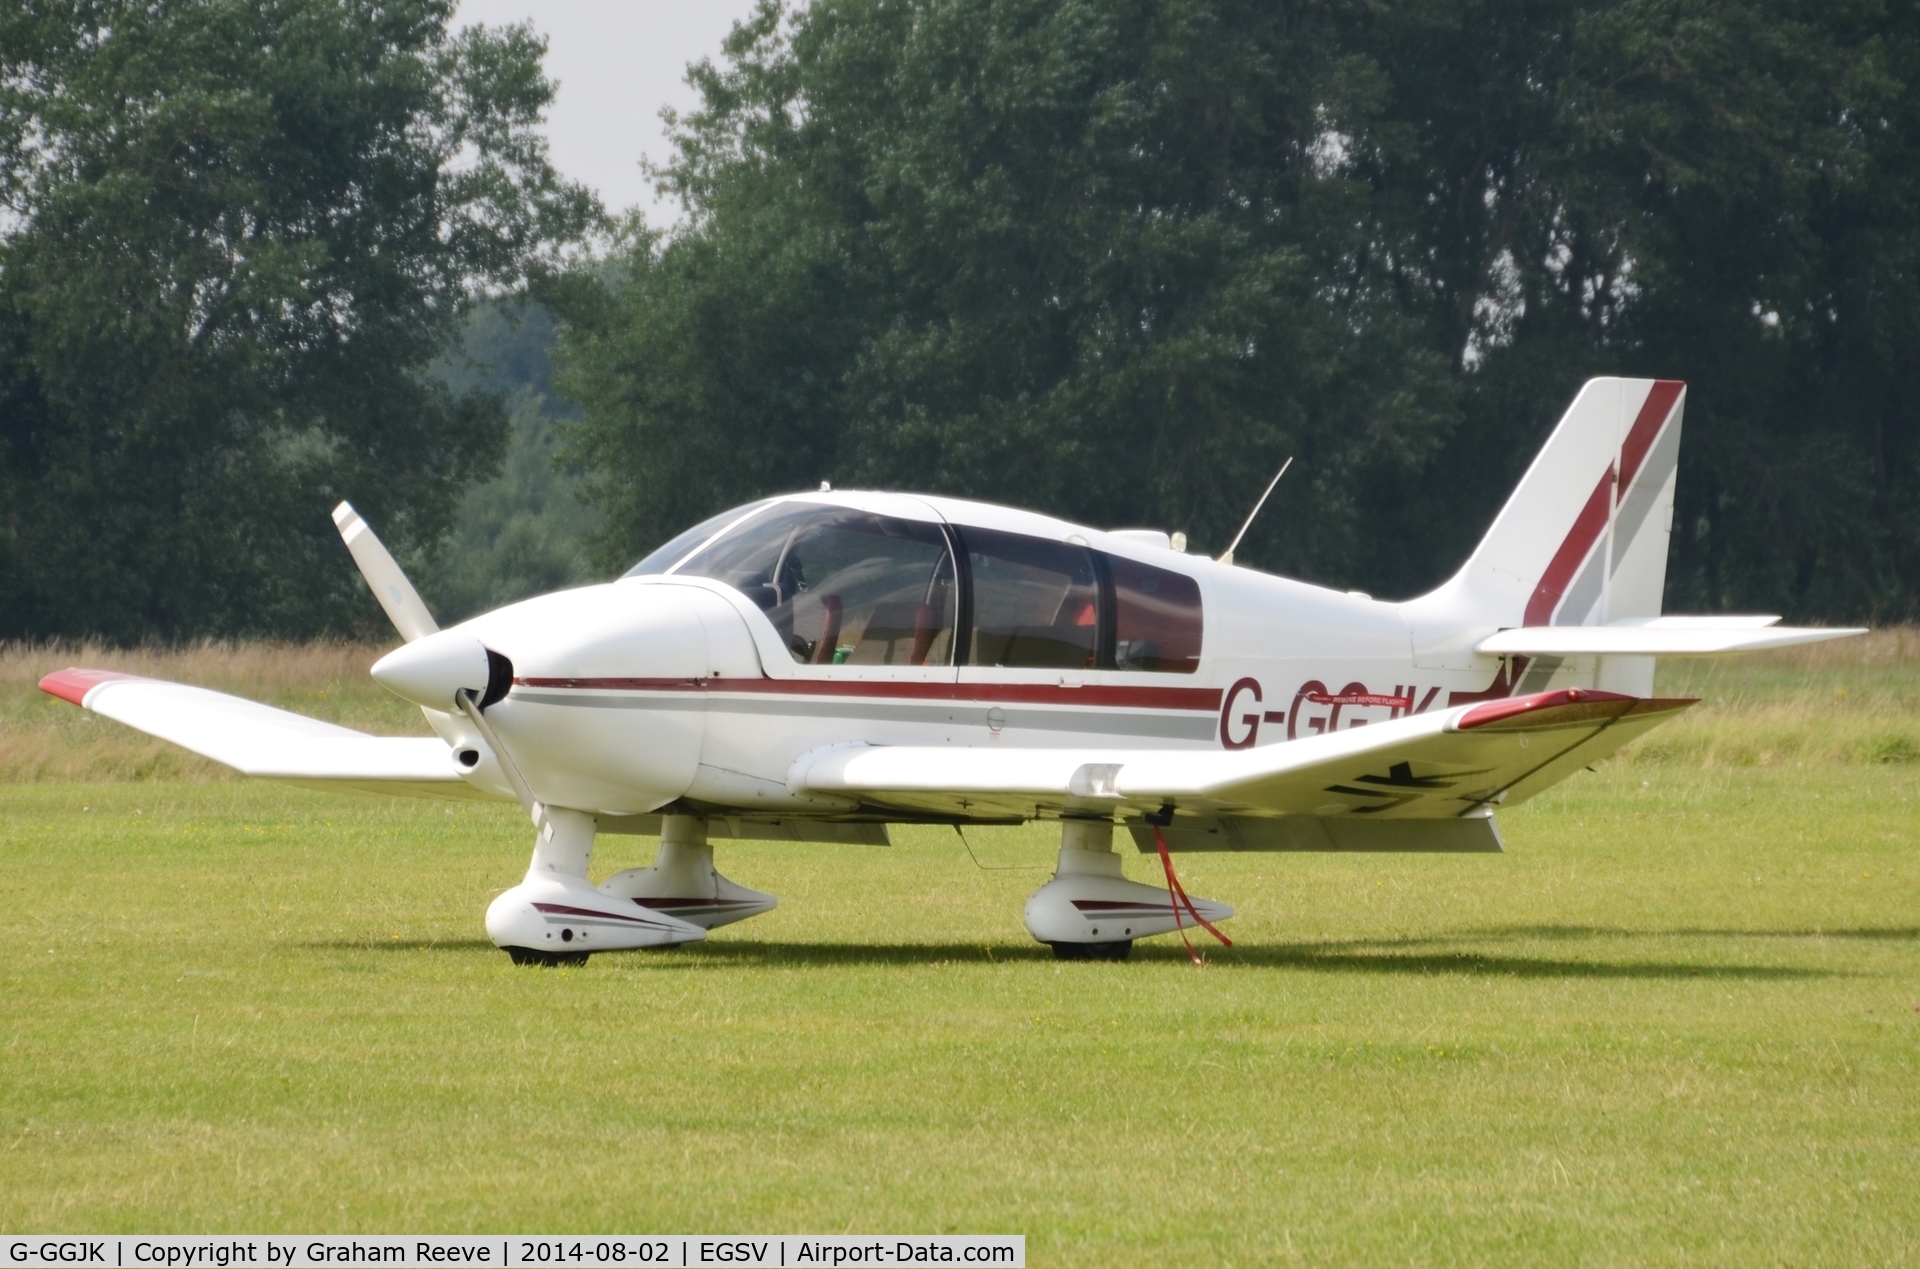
[504,946,591,968]
[1048,940,1132,961]
[487,808,708,965]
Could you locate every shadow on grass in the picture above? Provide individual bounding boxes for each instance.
[630,939,1837,980]
[302,928,1856,980]
[1204,946,1836,979]
[1464,924,1919,942]
[299,938,500,953]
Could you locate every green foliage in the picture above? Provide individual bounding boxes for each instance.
[556,0,1456,581]
[558,0,1919,617]
[0,0,599,640]
[423,304,602,623]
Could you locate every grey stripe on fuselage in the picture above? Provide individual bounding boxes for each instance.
[512,689,1218,742]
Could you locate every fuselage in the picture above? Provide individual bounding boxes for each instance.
[421,491,1591,818]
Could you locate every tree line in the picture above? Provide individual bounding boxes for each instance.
[4,0,1916,639]
[0,0,595,638]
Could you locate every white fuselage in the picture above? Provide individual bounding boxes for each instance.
[420,491,1591,821]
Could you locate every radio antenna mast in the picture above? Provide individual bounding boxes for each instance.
[1218,456,1293,565]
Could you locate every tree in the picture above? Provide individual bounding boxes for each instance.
[0,0,598,640]
[423,302,602,623]
[556,0,1456,584]
[559,0,1920,620]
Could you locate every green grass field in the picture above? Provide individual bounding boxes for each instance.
[2,640,1917,1263]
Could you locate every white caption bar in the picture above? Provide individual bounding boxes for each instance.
[2,1239,1022,1269]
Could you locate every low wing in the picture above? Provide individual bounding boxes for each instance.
[39,669,496,801]
[791,689,1693,822]
[1476,616,1864,657]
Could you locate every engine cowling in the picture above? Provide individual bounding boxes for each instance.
[448,582,761,813]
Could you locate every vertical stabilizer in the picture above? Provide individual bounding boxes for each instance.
[1402,378,1686,683]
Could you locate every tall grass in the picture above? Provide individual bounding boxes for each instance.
[0,640,425,783]
[1621,627,1919,768]
[2,630,1912,784]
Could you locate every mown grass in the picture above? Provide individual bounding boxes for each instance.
[1,636,1916,1262]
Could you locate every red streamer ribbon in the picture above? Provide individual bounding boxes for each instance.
[1153,824,1233,965]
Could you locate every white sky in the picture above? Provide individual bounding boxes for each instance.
[453,0,768,226]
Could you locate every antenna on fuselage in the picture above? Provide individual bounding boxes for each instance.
[1218,456,1293,566]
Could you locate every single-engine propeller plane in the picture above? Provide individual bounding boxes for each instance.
[42,379,1862,963]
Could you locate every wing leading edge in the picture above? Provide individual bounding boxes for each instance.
[790,689,1694,828]
[39,669,493,801]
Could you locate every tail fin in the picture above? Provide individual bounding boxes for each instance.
[1403,378,1686,667]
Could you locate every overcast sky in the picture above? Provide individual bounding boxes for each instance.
[453,0,767,225]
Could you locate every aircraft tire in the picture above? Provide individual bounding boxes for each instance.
[1048,940,1132,962]
[504,946,591,968]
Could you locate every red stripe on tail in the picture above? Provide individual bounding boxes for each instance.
[1523,380,1683,627]
[1618,380,1683,490]
[1524,468,1614,627]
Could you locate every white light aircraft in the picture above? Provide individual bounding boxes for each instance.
[43,378,1862,964]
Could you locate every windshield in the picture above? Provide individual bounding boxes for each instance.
[622,500,776,577]
[674,503,958,665]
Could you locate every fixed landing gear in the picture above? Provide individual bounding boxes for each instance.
[1023,818,1233,956]
[489,810,779,965]
[1049,940,1133,962]
[598,815,777,929]
[487,808,708,965]
[505,945,590,968]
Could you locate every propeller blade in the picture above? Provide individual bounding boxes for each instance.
[332,501,438,643]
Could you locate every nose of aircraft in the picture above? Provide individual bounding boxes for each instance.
[423,581,755,814]
[371,630,497,710]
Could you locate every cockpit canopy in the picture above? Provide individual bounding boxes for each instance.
[627,499,1202,673]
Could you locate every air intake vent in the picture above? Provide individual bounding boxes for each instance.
[479,648,514,710]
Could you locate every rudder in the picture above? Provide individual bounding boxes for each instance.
[1441,377,1685,627]
[1401,378,1686,686]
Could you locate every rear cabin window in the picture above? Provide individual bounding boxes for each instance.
[673,504,958,666]
[1108,555,1203,673]
[962,528,1102,669]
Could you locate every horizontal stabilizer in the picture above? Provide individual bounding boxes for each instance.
[39,668,492,800]
[1475,618,1864,657]
[790,689,1694,826]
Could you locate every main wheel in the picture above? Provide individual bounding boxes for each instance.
[504,946,591,967]
[1049,940,1133,962]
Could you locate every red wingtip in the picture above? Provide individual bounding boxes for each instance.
[38,668,141,707]
[1456,687,1636,730]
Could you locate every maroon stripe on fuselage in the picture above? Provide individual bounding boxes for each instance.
[514,676,1222,712]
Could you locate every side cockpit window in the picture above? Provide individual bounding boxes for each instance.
[674,503,958,666]
[652,500,1201,674]
[962,528,1101,669]
[1109,556,1203,673]
[961,528,1203,673]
